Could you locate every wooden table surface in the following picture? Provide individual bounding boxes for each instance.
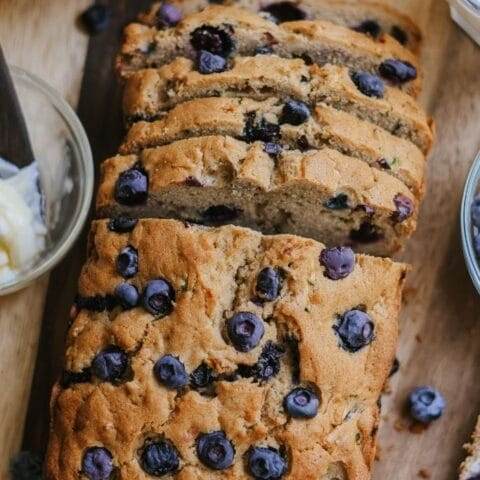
[0,1,479,479]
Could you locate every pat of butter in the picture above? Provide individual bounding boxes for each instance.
[0,163,47,284]
[447,0,480,46]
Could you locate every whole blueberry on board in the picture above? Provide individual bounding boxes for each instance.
[408,386,446,423]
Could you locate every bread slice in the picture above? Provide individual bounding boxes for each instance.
[118,5,421,96]
[120,97,426,198]
[97,135,418,256]
[46,218,407,480]
[139,0,422,53]
[460,418,480,480]
[123,56,433,153]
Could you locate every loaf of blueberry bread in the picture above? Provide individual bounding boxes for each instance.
[96,136,417,256]
[119,96,426,198]
[46,218,407,479]
[117,5,421,97]
[123,57,433,154]
[460,418,480,480]
[140,0,422,52]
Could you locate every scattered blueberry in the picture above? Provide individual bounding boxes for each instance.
[197,50,228,74]
[255,267,284,302]
[92,346,129,382]
[280,100,310,126]
[115,167,148,205]
[379,59,417,84]
[350,222,383,243]
[202,205,240,224]
[114,283,139,309]
[392,193,414,223]
[354,19,381,38]
[247,446,287,479]
[156,3,182,28]
[190,363,216,390]
[80,5,111,35]
[244,113,281,143]
[408,386,446,423]
[227,312,265,352]
[351,72,385,98]
[391,26,408,45]
[142,278,175,317]
[471,195,480,228]
[191,26,234,57]
[324,194,349,210]
[284,387,320,418]
[255,45,274,55]
[335,309,375,352]
[253,342,285,381]
[116,246,138,279]
[108,216,138,233]
[261,2,306,23]
[140,440,180,476]
[154,355,188,389]
[82,447,114,480]
[320,247,356,280]
[10,451,43,480]
[264,142,283,158]
[196,431,235,470]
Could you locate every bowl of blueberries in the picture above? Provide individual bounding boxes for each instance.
[461,150,480,294]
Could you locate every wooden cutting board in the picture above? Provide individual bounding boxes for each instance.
[0,1,479,479]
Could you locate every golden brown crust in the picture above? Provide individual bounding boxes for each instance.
[46,219,407,479]
[123,58,433,154]
[119,96,426,198]
[117,5,422,96]
[139,0,422,53]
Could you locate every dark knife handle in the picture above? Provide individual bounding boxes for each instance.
[0,43,35,169]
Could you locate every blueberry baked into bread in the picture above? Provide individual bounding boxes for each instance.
[117,5,421,97]
[460,418,480,480]
[139,0,422,53]
[46,219,407,479]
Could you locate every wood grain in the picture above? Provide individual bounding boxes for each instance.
[1,1,480,479]
[0,0,89,478]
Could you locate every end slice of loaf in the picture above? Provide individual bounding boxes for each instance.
[139,0,422,53]
[118,5,421,96]
[97,135,418,256]
[120,96,426,198]
[123,57,433,153]
[460,418,480,480]
[46,218,407,480]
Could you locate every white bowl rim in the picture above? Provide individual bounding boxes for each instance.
[0,66,94,295]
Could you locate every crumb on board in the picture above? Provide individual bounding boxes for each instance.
[418,468,431,478]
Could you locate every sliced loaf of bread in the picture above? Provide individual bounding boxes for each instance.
[97,135,418,256]
[123,56,433,153]
[120,96,426,198]
[139,0,422,52]
[118,5,421,96]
